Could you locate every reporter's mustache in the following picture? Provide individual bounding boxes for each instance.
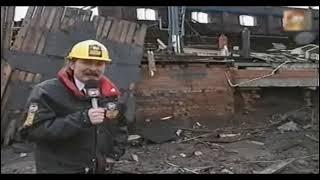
[83,69,101,77]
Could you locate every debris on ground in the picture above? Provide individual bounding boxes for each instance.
[194,151,203,156]
[2,107,319,174]
[250,141,265,146]
[305,134,319,143]
[128,135,141,141]
[131,154,139,162]
[277,121,299,133]
[140,121,177,143]
[179,153,187,158]
[19,153,27,158]
[176,129,183,136]
[218,133,241,138]
[272,43,287,50]
[128,135,142,146]
[253,158,296,174]
[161,116,172,121]
[220,168,234,174]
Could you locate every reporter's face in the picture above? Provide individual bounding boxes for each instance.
[70,59,107,82]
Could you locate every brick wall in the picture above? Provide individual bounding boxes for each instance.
[135,64,234,121]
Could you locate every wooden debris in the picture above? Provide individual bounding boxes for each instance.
[166,161,200,174]
[131,154,139,162]
[161,116,172,120]
[250,141,265,146]
[221,168,234,174]
[1,6,15,50]
[276,142,301,153]
[1,60,12,99]
[3,118,17,146]
[179,153,187,158]
[133,24,147,46]
[1,8,147,146]
[253,158,296,174]
[147,50,156,77]
[218,133,241,138]
[194,151,203,156]
[205,134,257,144]
[178,132,218,143]
[128,135,141,142]
[305,134,319,143]
[176,129,183,136]
[125,23,137,44]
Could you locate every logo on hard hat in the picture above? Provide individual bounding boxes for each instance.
[88,45,103,57]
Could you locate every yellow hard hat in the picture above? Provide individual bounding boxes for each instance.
[66,40,111,62]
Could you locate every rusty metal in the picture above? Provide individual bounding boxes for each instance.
[225,61,291,87]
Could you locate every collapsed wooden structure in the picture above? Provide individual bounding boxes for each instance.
[1,6,147,146]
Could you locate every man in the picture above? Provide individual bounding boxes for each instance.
[19,40,128,174]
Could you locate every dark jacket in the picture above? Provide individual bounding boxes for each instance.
[19,67,128,174]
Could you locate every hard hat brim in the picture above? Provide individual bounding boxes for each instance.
[66,55,111,62]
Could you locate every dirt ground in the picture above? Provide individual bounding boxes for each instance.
[1,104,319,174]
[2,88,319,174]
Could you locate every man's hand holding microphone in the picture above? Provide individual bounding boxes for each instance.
[85,79,119,125]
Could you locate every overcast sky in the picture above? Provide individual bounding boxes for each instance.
[14,6,99,21]
[14,6,319,21]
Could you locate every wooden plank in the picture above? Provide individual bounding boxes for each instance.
[51,6,65,32]
[30,7,51,54]
[99,19,113,41]
[17,71,26,81]
[79,10,89,22]
[133,23,147,46]
[147,51,156,77]
[67,18,75,27]
[11,6,36,51]
[33,73,42,83]
[108,19,120,41]
[60,17,70,31]
[25,73,35,82]
[3,6,15,50]
[21,6,44,53]
[125,22,137,44]
[0,69,19,144]
[3,115,18,146]
[113,20,124,43]
[10,69,20,81]
[1,6,5,52]
[119,20,130,43]
[83,10,92,21]
[92,15,99,29]
[1,86,11,140]
[1,69,19,121]
[73,8,81,22]
[95,16,106,40]
[1,60,12,99]
[61,15,75,31]
[36,7,57,54]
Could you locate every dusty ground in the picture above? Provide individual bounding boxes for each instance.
[1,105,319,174]
[2,87,319,174]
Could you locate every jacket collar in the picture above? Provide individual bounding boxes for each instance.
[57,67,120,98]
